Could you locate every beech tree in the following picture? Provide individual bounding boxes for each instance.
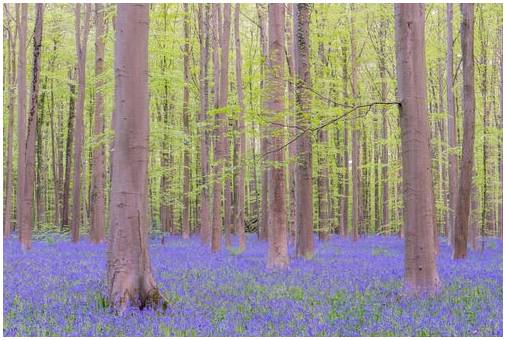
[394,3,440,295]
[198,4,211,246]
[294,3,314,258]
[71,3,91,243]
[446,4,457,248]
[90,3,105,243]
[16,4,27,240]
[453,4,476,259]
[20,4,44,251]
[266,3,289,270]
[107,4,163,312]
[181,3,190,240]
[4,4,16,238]
[234,3,246,251]
[350,4,363,242]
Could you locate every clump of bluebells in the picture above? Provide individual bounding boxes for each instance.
[3,234,502,336]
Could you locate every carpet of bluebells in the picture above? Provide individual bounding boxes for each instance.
[3,234,503,336]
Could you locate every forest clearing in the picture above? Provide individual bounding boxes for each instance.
[2,3,503,337]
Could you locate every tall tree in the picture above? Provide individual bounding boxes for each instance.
[446,4,457,248]
[211,4,231,252]
[294,3,314,258]
[198,4,211,246]
[16,4,27,239]
[257,4,269,241]
[394,3,440,295]
[234,3,246,251]
[62,69,76,230]
[339,41,349,237]
[107,3,163,312]
[71,3,91,243]
[266,3,289,270]
[222,4,233,248]
[90,3,105,243]
[350,4,363,241]
[20,4,44,251]
[453,4,476,259]
[4,4,17,238]
[182,3,191,240]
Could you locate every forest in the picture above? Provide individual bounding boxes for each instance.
[3,2,503,337]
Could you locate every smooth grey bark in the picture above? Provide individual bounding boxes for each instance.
[107,4,163,313]
[453,4,476,260]
[90,3,105,243]
[266,3,289,270]
[71,3,91,243]
[20,4,44,251]
[394,3,440,295]
[294,3,314,258]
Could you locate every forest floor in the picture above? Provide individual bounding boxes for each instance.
[3,233,502,336]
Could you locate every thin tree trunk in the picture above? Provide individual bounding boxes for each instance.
[377,20,390,232]
[35,78,47,227]
[221,5,233,248]
[182,3,191,240]
[266,3,289,270]
[453,4,475,260]
[90,3,105,243]
[62,69,76,230]
[107,4,163,313]
[198,4,211,246]
[498,26,503,240]
[285,4,297,246]
[49,39,61,227]
[4,5,16,238]
[234,4,246,251]
[71,4,91,243]
[257,4,269,241]
[16,4,27,238]
[211,4,231,252]
[340,42,349,237]
[394,3,440,295]
[446,4,458,247]
[20,4,44,251]
[317,39,330,242]
[294,3,314,258]
[350,4,363,242]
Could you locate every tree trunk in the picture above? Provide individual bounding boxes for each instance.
[350,4,363,242]
[498,26,503,240]
[35,78,47,228]
[90,3,105,243]
[478,9,493,244]
[266,3,289,270]
[285,4,297,246]
[234,4,246,251]
[257,4,269,242]
[453,4,475,260]
[62,69,76,231]
[4,5,16,238]
[49,39,61,227]
[339,42,349,237]
[211,4,231,252]
[16,4,27,238]
[394,3,440,295]
[20,4,44,251]
[107,4,163,313]
[294,3,314,258]
[378,20,390,232]
[71,4,91,243]
[198,4,211,246]
[221,5,233,248]
[182,3,191,240]
[446,4,458,248]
